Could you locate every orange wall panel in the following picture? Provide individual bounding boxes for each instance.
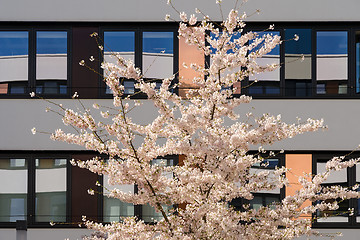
[285,154,312,219]
[178,36,204,98]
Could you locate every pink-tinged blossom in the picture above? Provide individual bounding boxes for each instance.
[42,2,360,240]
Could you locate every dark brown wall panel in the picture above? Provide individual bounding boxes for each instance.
[72,27,100,98]
[71,154,99,223]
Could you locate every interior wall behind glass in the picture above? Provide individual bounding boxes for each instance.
[0,159,27,222]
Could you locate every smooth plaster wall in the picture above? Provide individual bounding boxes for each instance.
[0,0,360,22]
[0,99,359,151]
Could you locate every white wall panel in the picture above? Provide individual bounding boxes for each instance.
[1,99,360,151]
[0,0,360,22]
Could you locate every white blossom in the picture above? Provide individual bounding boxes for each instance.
[40,3,360,240]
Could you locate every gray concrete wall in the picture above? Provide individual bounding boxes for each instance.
[0,98,359,151]
[0,0,359,22]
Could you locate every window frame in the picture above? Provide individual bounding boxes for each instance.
[312,153,360,228]
[0,153,71,228]
[99,24,179,99]
[0,25,71,99]
[98,155,178,223]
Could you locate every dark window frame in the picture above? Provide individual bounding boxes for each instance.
[0,153,71,228]
[99,24,179,99]
[312,153,360,228]
[0,25,71,99]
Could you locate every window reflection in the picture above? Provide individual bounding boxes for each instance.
[249,31,280,95]
[104,31,135,95]
[316,31,348,95]
[143,32,173,80]
[285,29,312,96]
[0,31,28,95]
[0,159,27,222]
[36,31,68,95]
[35,158,67,222]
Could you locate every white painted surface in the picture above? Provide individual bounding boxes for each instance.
[0,0,358,22]
[36,168,66,192]
[0,56,28,82]
[249,56,280,81]
[0,169,27,193]
[1,98,360,151]
[36,54,67,80]
[317,55,348,81]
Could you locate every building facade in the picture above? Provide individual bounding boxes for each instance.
[1,0,360,239]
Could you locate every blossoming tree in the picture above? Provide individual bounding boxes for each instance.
[35,0,360,239]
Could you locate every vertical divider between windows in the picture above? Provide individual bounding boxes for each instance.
[134,185,142,220]
[66,156,72,224]
[279,28,285,97]
[311,28,316,97]
[97,173,103,222]
[173,30,179,95]
[67,28,72,98]
[135,28,142,78]
[349,28,355,97]
[28,29,36,95]
[27,155,35,226]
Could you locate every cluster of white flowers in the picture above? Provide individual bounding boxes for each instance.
[45,1,360,239]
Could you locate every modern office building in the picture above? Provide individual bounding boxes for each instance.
[1,0,360,239]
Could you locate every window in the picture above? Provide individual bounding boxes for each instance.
[230,157,283,212]
[102,29,176,97]
[0,31,29,95]
[316,31,348,95]
[35,158,67,222]
[285,29,312,97]
[36,31,68,95]
[0,155,70,226]
[314,154,360,226]
[249,158,282,209]
[0,158,27,222]
[249,31,281,95]
[102,157,175,223]
[0,29,69,96]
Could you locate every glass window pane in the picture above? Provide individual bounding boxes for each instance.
[0,159,27,222]
[317,199,349,222]
[0,31,28,95]
[316,31,348,95]
[355,31,360,94]
[35,158,67,222]
[285,29,312,96]
[142,204,171,223]
[103,31,135,95]
[104,31,135,64]
[103,174,135,222]
[249,31,280,95]
[317,162,347,184]
[143,32,173,79]
[250,196,263,211]
[36,31,68,95]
